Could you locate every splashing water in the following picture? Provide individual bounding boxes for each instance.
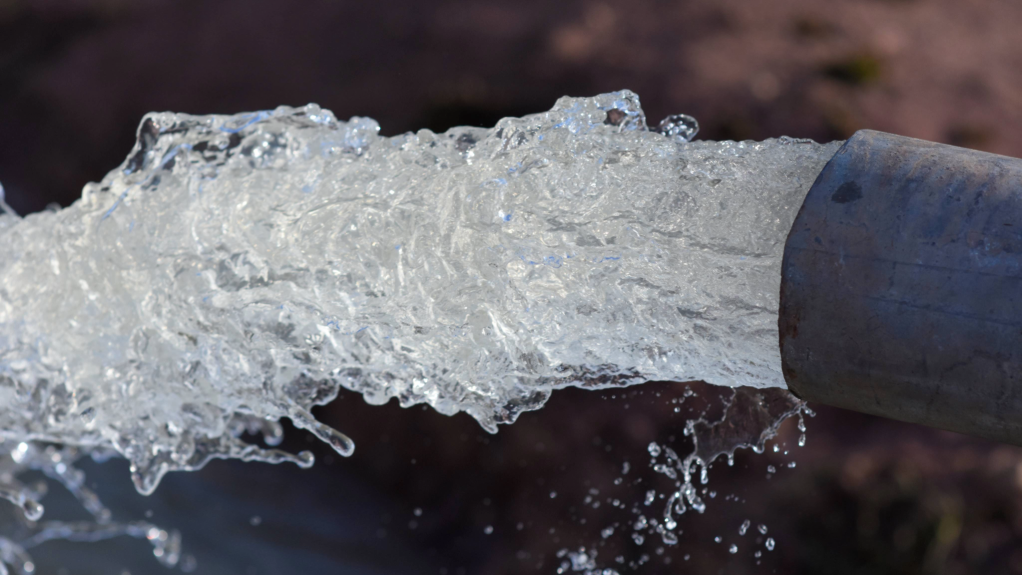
[0,441,182,574]
[624,386,806,551]
[0,90,838,570]
[0,90,837,492]
[556,546,620,575]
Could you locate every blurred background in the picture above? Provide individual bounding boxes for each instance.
[2,0,1022,573]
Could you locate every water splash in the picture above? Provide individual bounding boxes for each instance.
[554,383,807,571]
[0,441,181,573]
[639,387,806,546]
[0,92,840,572]
[556,546,620,575]
[0,90,839,498]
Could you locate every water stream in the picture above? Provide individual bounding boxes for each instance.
[0,91,837,572]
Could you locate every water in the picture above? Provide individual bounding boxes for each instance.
[550,383,809,572]
[0,90,837,571]
[556,546,618,575]
[0,442,183,572]
[653,114,700,142]
[640,387,804,544]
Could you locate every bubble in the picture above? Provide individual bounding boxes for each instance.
[655,114,700,142]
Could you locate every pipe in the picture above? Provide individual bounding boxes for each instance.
[779,130,1022,445]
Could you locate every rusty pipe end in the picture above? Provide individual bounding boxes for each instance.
[780,130,1022,445]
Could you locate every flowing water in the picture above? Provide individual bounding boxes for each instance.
[0,91,837,572]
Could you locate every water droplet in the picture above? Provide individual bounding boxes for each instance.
[729,544,738,554]
[661,530,679,545]
[714,536,722,543]
[413,507,423,517]
[663,516,677,531]
[632,533,645,545]
[765,537,775,551]
[549,491,557,499]
[647,442,661,457]
[484,525,493,535]
[11,442,29,464]
[601,526,615,539]
[655,114,700,142]
[289,408,355,457]
[261,420,284,446]
[249,515,262,526]
[22,498,44,521]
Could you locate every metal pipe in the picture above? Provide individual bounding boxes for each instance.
[779,130,1022,445]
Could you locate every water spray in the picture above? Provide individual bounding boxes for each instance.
[1,91,1020,571]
